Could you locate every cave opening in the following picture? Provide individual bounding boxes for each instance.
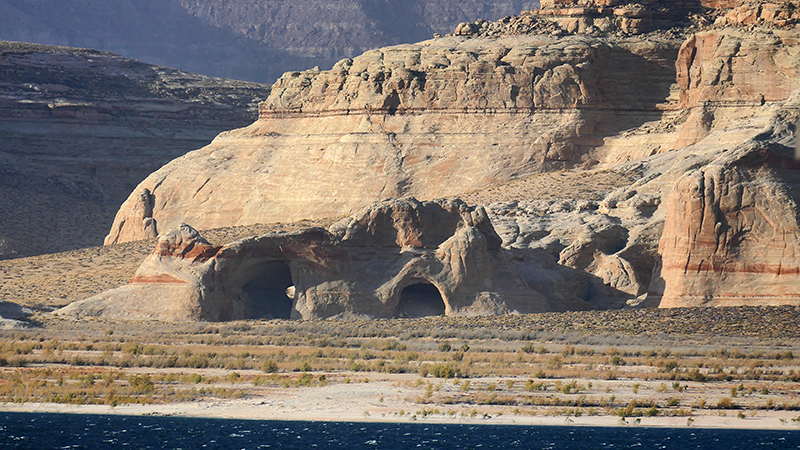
[396,282,446,318]
[241,261,295,320]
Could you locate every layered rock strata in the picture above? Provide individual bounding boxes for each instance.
[96,0,800,313]
[0,42,271,258]
[654,95,800,307]
[105,31,680,244]
[59,198,592,321]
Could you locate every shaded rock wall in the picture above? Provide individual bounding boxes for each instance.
[0,42,271,259]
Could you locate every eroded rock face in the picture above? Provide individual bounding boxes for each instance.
[713,0,800,27]
[63,198,590,321]
[97,1,800,312]
[674,28,800,147]
[654,111,800,307]
[530,0,704,35]
[105,32,679,244]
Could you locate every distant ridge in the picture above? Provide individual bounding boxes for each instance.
[0,41,272,259]
[0,0,539,83]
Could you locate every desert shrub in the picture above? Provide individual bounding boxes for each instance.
[685,369,707,382]
[430,363,464,379]
[662,361,678,372]
[560,380,579,394]
[262,360,279,373]
[297,373,315,387]
[610,355,626,366]
[525,379,544,391]
[521,343,536,354]
[418,365,429,377]
[717,397,736,409]
[128,374,154,394]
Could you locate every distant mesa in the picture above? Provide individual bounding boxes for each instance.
[0,0,541,83]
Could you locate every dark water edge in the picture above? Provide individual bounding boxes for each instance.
[1,412,800,450]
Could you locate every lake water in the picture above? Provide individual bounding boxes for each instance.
[1,412,799,449]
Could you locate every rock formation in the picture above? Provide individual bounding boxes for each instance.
[105,30,680,244]
[58,198,593,321]
[654,94,800,307]
[88,0,800,314]
[0,42,271,258]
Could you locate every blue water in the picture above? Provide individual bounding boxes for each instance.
[1,412,799,449]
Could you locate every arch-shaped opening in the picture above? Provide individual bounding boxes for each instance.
[241,261,295,320]
[396,282,446,318]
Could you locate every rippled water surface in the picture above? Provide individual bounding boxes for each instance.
[1,412,799,449]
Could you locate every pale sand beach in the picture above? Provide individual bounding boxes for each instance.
[4,374,800,430]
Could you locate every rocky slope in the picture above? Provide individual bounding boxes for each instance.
[0,42,272,259]
[0,0,538,83]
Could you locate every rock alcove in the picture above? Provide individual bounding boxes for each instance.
[241,261,296,320]
[396,282,447,318]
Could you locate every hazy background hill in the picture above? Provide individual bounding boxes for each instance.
[0,0,539,84]
[0,1,539,260]
[0,42,272,259]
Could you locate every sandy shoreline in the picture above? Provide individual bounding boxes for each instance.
[3,378,800,431]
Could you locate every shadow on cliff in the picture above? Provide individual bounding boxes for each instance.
[562,45,679,166]
[508,249,641,311]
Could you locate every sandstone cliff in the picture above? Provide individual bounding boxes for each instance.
[95,0,800,313]
[105,30,679,244]
[0,42,271,258]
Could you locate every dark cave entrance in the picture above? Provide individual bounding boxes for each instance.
[242,261,295,320]
[396,282,446,318]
